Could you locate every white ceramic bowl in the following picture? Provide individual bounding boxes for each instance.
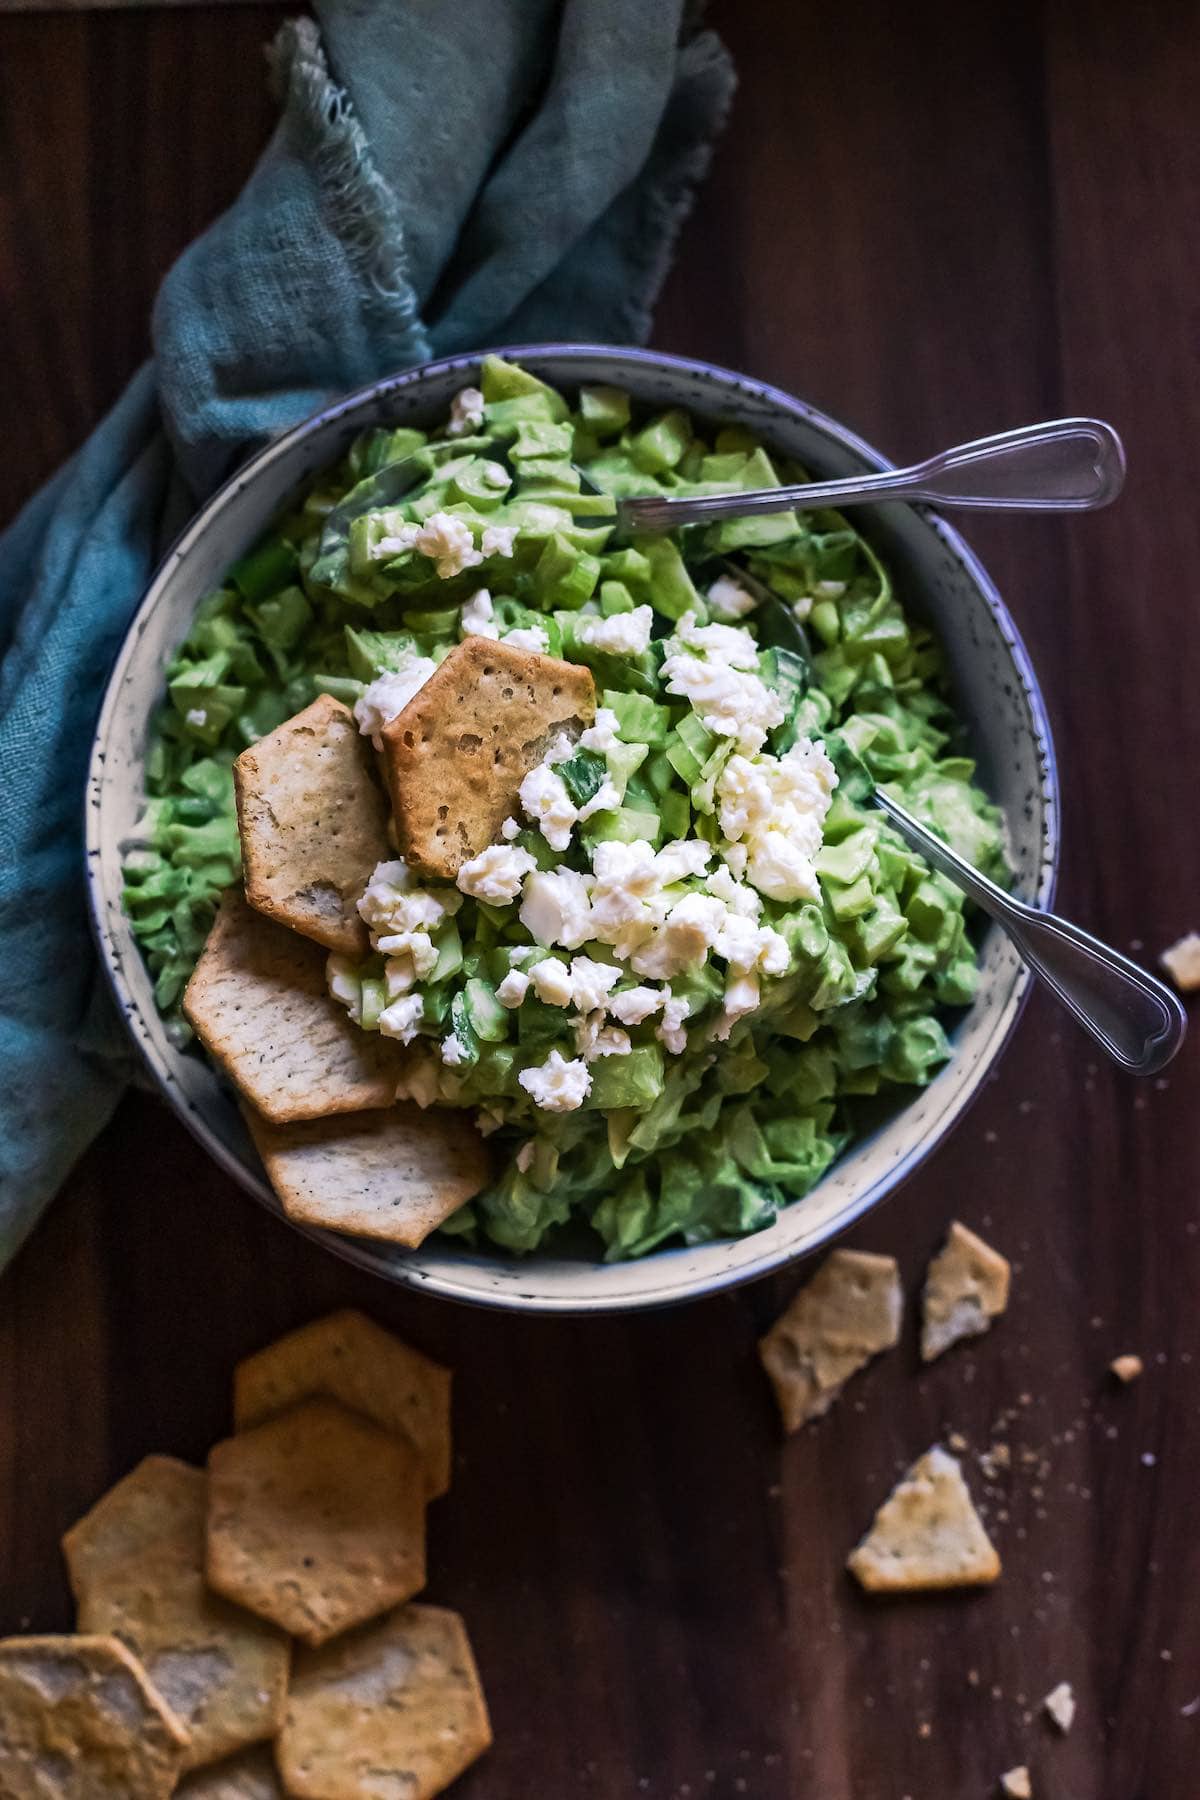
[87,345,1058,1312]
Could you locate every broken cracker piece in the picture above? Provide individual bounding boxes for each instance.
[77,1536,289,1774]
[206,1397,426,1647]
[62,1455,205,1601]
[176,1746,283,1797]
[758,1249,902,1431]
[277,1603,492,1800]
[235,694,390,957]
[233,1309,452,1501]
[1043,1680,1075,1733]
[183,888,404,1123]
[921,1221,1011,1362]
[381,637,595,878]
[1160,931,1200,992]
[1109,1353,1144,1384]
[847,1445,1001,1593]
[1000,1768,1032,1799]
[244,1102,487,1251]
[0,1634,190,1799]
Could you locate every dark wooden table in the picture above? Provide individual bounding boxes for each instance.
[2,4,1198,1796]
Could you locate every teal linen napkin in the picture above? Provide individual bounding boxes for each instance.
[0,0,734,1270]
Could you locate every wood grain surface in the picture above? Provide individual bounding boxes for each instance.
[2,4,1198,1797]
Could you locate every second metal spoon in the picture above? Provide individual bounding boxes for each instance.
[620,417,1126,532]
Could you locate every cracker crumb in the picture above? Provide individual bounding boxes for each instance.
[917,1721,932,1739]
[1043,1680,1075,1733]
[1182,1696,1200,1718]
[1160,931,1200,991]
[1000,1767,1032,1799]
[948,1431,969,1453]
[1109,1353,1143,1383]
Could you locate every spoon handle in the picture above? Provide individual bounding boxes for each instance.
[618,418,1126,530]
[872,790,1186,1077]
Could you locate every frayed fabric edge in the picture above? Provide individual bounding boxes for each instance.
[268,17,432,366]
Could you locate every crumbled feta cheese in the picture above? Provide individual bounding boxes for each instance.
[630,890,726,980]
[655,839,714,885]
[413,510,483,579]
[326,954,363,1022]
[706,574,757,620]
[359,861,461,937]
[376,933,438,981]
[705,863,761,916]
[574,1011,632,1060]
[520,867,594,950]
[502,625,550,654]
[518,1048,592,1112]
[460,588,498,638]
[500,816,521,841]
[661,610,785,753]
[496,968,531,1008]
[374,520,421,557]
[712,970,760,1040]
[608,984,667,1026]
[446,385,485,436]
[529,956,574,1007]
[480,523,517,559]
[579,707,621,754]
[657,992,691,1055]
[455,843,538,904]
[440,1032,468,1067]
[715,912,789,976]
[815,578,846,598]
[576,605,654,656]
[515,1139,536,1174]
[185,707,208,729]
[354,659,437,747]
[384,955,420,998]
[377,992,424,1044]
[792,595,814,622]
[717,737,838,903]
[394,1048,443,1108]
[568,957,621,1013]
[587,840,671,959]
[519,762,578,853]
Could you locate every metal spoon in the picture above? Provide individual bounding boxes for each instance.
[620,418,1126,532]
[738,575,1185,1077]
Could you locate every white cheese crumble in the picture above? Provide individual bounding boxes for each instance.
[455,843,538,904]
[460,588,548,655]
[657,992,691,1055]
[326,954,363,1022]
[500,816,521,841]
[815,578,846,598]
[520,867,594,950]
[496,968,530,1008]
[378,992,424,1044]
[574,1011,632,1060]
[661,610,785,753]
[480,523,517,559]
[440,1032,468,1067]
[185,707,207,729]
[354,658,437,748]
[519,763,579,853]
[529,957,574,1007]
[446,385,485,436]
[575,605,654,655]
[608,984,668,1026]
[706,574,757,620]
[503,626,550,653]
[413,510,482,579]
[717,737,838,903]
[568,957,621,1014]
[518,1049,592,1112]
[579,707,621,754]
[711,970,760,1041]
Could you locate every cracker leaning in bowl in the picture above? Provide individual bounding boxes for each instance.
[180,637,574,1246]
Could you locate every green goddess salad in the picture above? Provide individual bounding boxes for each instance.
[123,356,1007,1259]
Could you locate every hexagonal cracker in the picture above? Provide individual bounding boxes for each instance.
[276,1604,492,1800]
[182,888,405,1123]
[234,694,391,957]
[62,1456,205,1601]
[175,1745,283,1798]
[380,636,595,878]
[0,1634,190,1798]
[232,1309,452,1501]
[206,1398,426,1646]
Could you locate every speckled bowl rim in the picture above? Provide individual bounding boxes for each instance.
[86,344,1059,1313]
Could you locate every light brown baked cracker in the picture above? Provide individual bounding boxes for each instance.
[380,637,595,878]
[233,1309,452,1501]
[846,1446,1001,1593]
[62,1455,205,1602]
[276,1604,492,1800]
[244,1103,488,1252]
[758,1248,903,1432]
[0,1634,189,1798]
[182,888,403,1123]
[920,1221,1011,1362]
[206,1398,426,1647]
[235,694,390,957]
[77,1537,289,1773]
[175,1746,283,1798]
